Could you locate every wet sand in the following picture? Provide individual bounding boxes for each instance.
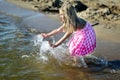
[94,25,120,60]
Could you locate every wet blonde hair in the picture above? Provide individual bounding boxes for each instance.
[60,1,86,33]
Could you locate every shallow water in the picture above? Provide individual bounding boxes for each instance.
[0,13,94,80]
[0,13,120,80]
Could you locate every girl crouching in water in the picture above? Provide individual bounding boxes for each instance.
[41,2,97,68]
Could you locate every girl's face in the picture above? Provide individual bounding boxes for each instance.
[59,10,65,22]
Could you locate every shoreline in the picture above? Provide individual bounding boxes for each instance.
[6,0,59,17]
[6,0,120,31]
[6,0,37,11]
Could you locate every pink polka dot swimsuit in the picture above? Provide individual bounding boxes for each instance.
[67,22,96,57]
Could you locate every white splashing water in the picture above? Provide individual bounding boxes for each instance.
[32,34,70,63]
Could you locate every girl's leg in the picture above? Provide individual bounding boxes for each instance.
[72,56,88,68]
[77,56,88,68]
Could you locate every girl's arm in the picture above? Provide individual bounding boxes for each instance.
[41,23,65,38]
[52,31,72,48]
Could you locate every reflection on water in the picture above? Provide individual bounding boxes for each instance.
[0,13,91,80]
[0,12,120,80]
[0,13,36,79]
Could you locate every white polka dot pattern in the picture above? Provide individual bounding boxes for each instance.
[68,22,96,57]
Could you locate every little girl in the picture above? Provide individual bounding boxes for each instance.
[41,2,99,68]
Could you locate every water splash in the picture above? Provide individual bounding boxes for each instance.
[32,34,70,64]
[32,34,120,72]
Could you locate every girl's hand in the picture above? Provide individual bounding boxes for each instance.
[41,33,48,38]
[51,44,58,48]
[48,42,58,48]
